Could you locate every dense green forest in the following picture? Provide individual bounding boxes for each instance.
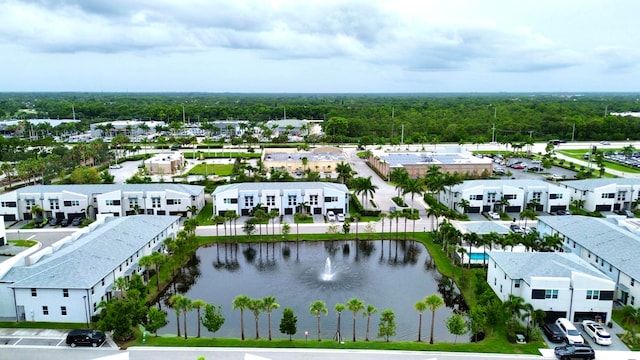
[1,92,640,144]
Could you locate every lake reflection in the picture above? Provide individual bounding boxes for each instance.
[159,239,466,342]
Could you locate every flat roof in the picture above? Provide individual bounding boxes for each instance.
[558,178,640,191]
[376,152,491,166]
[212,181,348,195]
[264,152,347,162]
[3,216,178,289]
[13,184,204,196]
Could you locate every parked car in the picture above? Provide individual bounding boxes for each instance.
[337,213,345,222]
[554,209,572,216]
[555,318,584,344]
[487,211,500,220]
[326,211,336,222]
[71,217,84,226]
[510,224,524,234]
[553,344,595,359]
[48,217,58,227]
[581,320,612,345]
[60,218,70,227]
[542,322,566,343]
[66,329,106,347]
[493,167,506,175]
[512,163,526,170]
[615,209,635,218]
[548,174,564,181]
[528,166,544,172]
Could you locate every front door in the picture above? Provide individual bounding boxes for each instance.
[16,305,25,321]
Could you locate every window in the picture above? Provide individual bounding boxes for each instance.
[244,196,254,207]
[588,252,591,258]
[632,279,635,287]
[469,194,483,200]
[586,290,600,300]
[105,199,121,206]
[514,279,521,288]
[632,296,636,306]
[500,284,503,293]
[151,197,161,208]
[223,198,238,204]
[532,192,542,200]
[287,195,297,206]
[167,198,182,205]
[42,306,49,315]
[266,195,276,206]
[1,201,17,207]
[61,306,67,316]
[102,278,105,286]
[25,199,35,210]
[309,195,319,205]
[618,191,627,201]
[324,196,338,202]
[545,289,559,299]
[494,278,496,285]
[129,198,138,209]
[49,199,60,209]
[63,289,69,297]
[63,200,79,207]
[503,194,517,200]
[487,193,496,203]
[549,193,563,199]
[601,193,615,199]
[31,288,37,297]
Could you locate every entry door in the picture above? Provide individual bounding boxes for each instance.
[16,305,25,321]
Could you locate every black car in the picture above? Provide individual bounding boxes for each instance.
[60,218,70,227]
[48,217,58,226]
[71,217,83,226]
[66,329,106,347]
[554,343,595,359]
[542,323,566,343]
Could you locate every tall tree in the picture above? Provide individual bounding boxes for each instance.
[425,294,444,344]
[232,295,251,340]
[191,299,207,338]
[346,297,365,342]
[248,298,265,339]
[446,313,468,345]
[263,296,280,341]
[309,300,328,341]
[334,303,345,342]
[415,300,427,342]
[377,309,396,342]
[201,303,225,338]
[363,304,378,341]
[279,308,298,341]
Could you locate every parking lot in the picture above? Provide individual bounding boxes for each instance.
[493,157,577,181]
[540,319,630,353]
[0,328,116,349]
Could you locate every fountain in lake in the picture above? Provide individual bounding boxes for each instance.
[320,257,335,281]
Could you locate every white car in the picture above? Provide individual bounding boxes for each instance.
[326,211,336,222]
[487,211,500,220]
[581,320,612,345]
[337,213,345,222]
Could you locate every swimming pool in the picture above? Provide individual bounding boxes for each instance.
[469,252,488,261]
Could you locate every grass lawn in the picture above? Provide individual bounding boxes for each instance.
[188,163,233,176]
[558,150,640,175]
[8,240,38,247]
[183,151,261,159]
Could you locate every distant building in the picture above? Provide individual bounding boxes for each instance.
[368,146,493,180]
[144,152,185,175]
[262,147,347,176]
[440,179,571,214]
[557,178,640,212]
[212,181,349,216]
[0,184,205,221]
[90,120,167,138]
[488,251,615,323]
[0,215,179,323]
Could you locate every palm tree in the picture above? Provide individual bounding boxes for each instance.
[425,294,444,344]
[457,199,470,214]
[379,212,387,241]
[263,296,280,341]
[346,297,365,342]
[363,304,377,341]
[232,295,251,340]
[402,177,424,210]
[309,300,328,341]
[390,167,409,193]
[248,298,265,339]
[353,176,378,210]
[268,209,279,242]
[519,209,537,229]
[114,277,129,299]
[138,255,154,285]
[169,294,187,338]
[334,303,345,342]
[495,196,510,214]
[504,294,527,322]
[442,172,463,209]
[335,161,353,184]
[415,300,427,342]
[191,299,207,338]
[425,207,441,232]
[186,205,198,217]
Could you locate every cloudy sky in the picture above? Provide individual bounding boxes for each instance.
[1,0,639,93]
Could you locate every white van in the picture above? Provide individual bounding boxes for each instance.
[555,318,584,344]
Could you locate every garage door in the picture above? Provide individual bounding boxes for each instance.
[467,207,481,213]
[549,205,566,212]
[595,204,612,212]
[505,206,521,213]
[2,214,16,221]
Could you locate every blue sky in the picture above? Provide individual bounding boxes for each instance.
[1,0,639,92]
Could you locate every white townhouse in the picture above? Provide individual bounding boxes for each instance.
[537,215,640,309]
[440,180,571,214]
[557,178,640,212]
[0,184,205,222]
[0,215,180,323]
[212,182,349,217]
[488,252,615,323]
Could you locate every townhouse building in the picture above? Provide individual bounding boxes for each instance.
[211,182,349,217]
[557,178,640,212]
[0,184,205,222]
[440,179,571,214]
[537,215,640,308]
[0,215,180,323]
[488,252,615,323]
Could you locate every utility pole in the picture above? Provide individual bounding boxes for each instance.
[491,124,496,143]
[571,123,576,142]
[401,124,404,145]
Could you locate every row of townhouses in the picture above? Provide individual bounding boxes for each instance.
[557,178,640,212]
[212,182,349,217]
[0,215,180,323]
[0,184,205,222]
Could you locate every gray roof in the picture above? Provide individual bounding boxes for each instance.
[3,216,178,289]
[382,152,486,166]
[538,215,640,280]
[452,179,559,192]
[212,181,348,195]
[558,178,640,191]
[264,152,347,162]
[489,251,612,284]
[458,221,510,235]
[14,184,204,196]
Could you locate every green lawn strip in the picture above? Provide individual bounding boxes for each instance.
[188,164,233,176]
[8,240,38,247]
[558,150,640,174]
[182,152,261,159]
[0,321,84,329]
